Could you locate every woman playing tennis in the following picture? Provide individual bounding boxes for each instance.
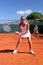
[13,16,34,54]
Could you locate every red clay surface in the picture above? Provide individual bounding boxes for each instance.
[0,33,43,65]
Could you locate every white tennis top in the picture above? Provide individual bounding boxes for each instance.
[20,23,30,38]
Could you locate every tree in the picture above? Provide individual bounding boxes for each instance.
[26,12,43,24]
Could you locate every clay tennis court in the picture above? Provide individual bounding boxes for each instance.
[0,33,43,65]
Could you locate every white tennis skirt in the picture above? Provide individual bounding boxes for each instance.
[20,31,31,38]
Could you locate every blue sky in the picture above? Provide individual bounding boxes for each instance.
[0,0,43,21]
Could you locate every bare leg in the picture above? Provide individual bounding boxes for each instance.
[27,34,32,51]
[13,37,22,54]
[36,33,39,38]
[15,37,22,50]
[32,33,35,38]
[27,34,34,54]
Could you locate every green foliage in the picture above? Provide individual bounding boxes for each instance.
[26,12,43,20]
[29,19,40,25]
[26,12,43,24]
